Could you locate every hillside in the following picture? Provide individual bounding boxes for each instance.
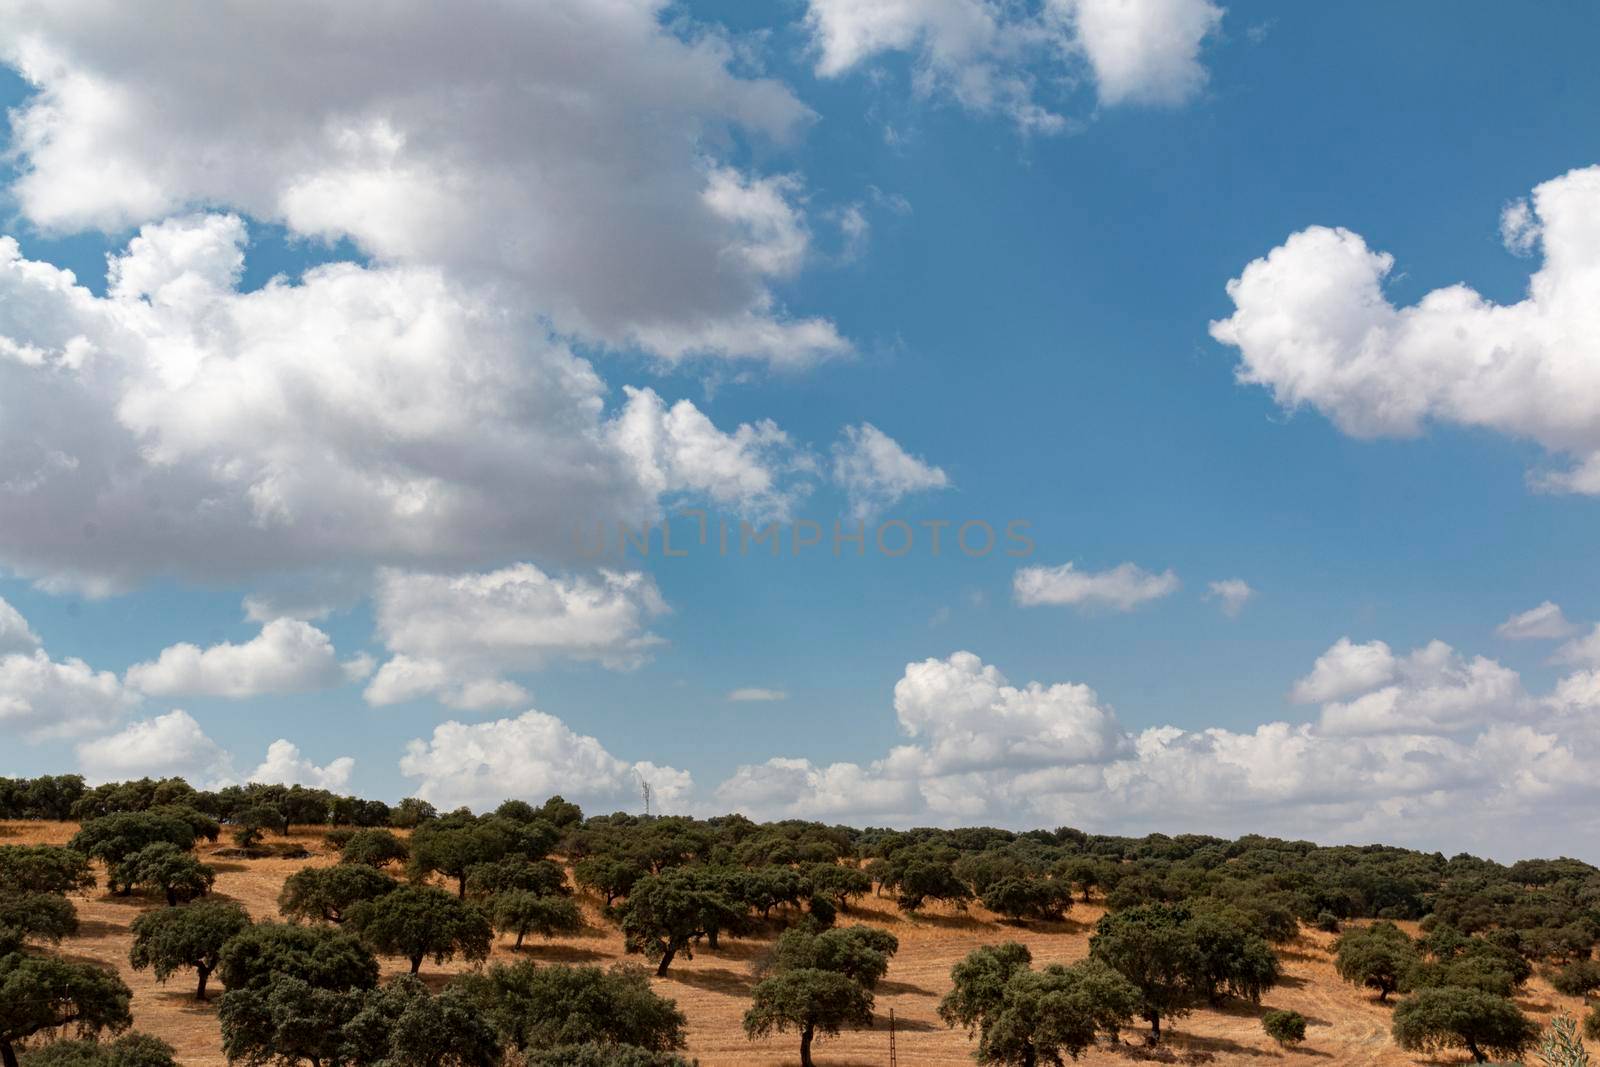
[6,819,1595,1066]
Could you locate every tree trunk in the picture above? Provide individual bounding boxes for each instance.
[707,928,720,949]
[656,945,676,976]
[456,874,468,898]
[3,1039,19,1067]
[167,886,178,906]
[411,955,423,975]
[196,965,210,1001]
[1467,1041,1485,1064]
[1149,1011,1161,1046]
[515,930,525,948]
[799,1024,815,1067]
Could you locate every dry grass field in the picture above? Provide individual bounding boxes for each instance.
[7,820,1596,1066]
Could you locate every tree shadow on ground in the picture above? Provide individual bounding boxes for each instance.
[876,977,937,997]
[666,966,756,996]
[511,943,611,963]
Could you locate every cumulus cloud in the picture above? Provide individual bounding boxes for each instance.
[248,740,355,791]
[713,644,1600,858]
[831,423,950,520]
[398,710,691,812]
[1204,578,1253,617]
[1211,165,1600,494]
[609,387,811,523]
[74,709,230,784]
[1069,0,1224,105]
[729,688,788,702]
[0,217,809,593]
[364,564,667,710]
[1554,625,1600,668]
[1289,637,1395,703]
[1013,560,1179,610]
[1497,600,1579,641]
[0,1,843,365]
[0,647,137,742]
[0,596,41,654]
[1313,640,1528,737]
[805,0,1222,130]
[124,618,366,698]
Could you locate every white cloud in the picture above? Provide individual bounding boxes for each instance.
[1211,165,1600,494]
[248,739,355,792]
[729,688,788,702]
[0,1,843,366]
[1068,0,1224,106]
[1554,625,1600,668]
[364,564,667,709]
[608,386,810,522]
[1204,578,1253,617]
[1289,637,1395,703]
[0,217,807,593]
[398,709,692,812]
[1013,560,1179,610]
[714,645,1600,858]
[831,423,950,520]
[124,618,362,698]
[1314,640,1527,737]
[0,596,41,654]
[0,648,137,742]
[1500,198,1541,257]
[74,709,230,784]
[1497,600,1579,641]
[804,0,1222,131]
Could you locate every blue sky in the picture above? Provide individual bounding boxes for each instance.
[2,1,1599,859]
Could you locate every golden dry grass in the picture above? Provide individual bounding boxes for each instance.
[7,820,1596,1066]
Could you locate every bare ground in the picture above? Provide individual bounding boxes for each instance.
[8,821,1594,1067]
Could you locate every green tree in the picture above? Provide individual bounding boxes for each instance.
[0,955,133,1067]
[744,969,872,1067]
[66,814,196,894]
[118,843,214,906]
[459,961,688,1055]
[0,847,95,895]
[618,869,746,976]
[129,899,251,1000]
[218,976,366,1066]
[574,857,645,907]
[940,945,1137,1064]
[340,976,503,1067]
[216,921,380,994]
[768,923,899,990]
[1262,1009,1307,1048]
[1550,959,1600,998]
[229,805,286,849]
[465,857,567,900]
[1333,921,1419,1003]
[1391,986,1536,1063]
[981,877,1073,923]
[347,885,492,975]
[0,894,79,956]
[895,858,974,913]
[938,942,1036,1036]
[278,864,398,924]
[1088,904,1201,1045]
[804,864,872,915]
[338,829,409,869]
[1185,907,1280,1005]
[18,1034,177,1067]
[493,892,584,948]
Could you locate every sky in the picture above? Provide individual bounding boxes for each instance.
[2,0,1599,861]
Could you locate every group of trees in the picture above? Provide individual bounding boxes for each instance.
[9,775,1600,1064]
[1332,918,1549,1061]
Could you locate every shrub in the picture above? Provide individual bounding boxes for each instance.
[1262,1009,1307,1047]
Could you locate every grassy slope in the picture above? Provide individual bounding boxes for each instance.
[5,820,1592,1066]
